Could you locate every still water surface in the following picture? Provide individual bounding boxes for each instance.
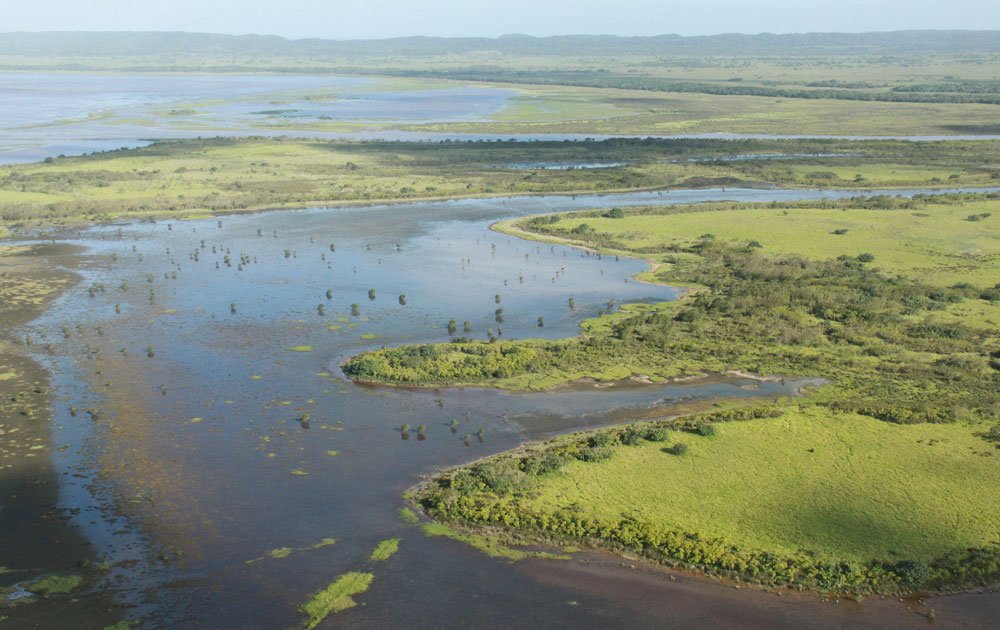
[16,187,998,627]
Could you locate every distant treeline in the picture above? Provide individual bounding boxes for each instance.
[340,69,1000,105]
[1,30,999,58]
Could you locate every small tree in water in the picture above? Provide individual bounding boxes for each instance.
[568,296,576,310]
[351,303,361,317]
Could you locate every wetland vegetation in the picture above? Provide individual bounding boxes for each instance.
[2,137,1000,229]
[347,193,1000,594]
[2,27,1000,629]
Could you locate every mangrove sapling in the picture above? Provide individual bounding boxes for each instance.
[146,345,155,358]
[449,418,460,433]
[317,304,325,316]
[568,297,576,309]
[300,414,311,430]
[495,294,502,304]
[417,424,427,440]
[463,434,472,446]
[401,423,411,440]
[537,317,544,327]
[475,428,485,443]
[398,295,407,306]
[351,304,361,317]
[231,303,237,315]
[326,289,333,300]
[368,289,376,300]
[463,321,472,333]
[447,320,458,335]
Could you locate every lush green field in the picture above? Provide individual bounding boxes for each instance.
[3,137,999,228]
[521,407,1000,562]
[413,404,1000,594]
[522,197,1000,287]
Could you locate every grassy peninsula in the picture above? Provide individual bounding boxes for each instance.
[345,193,1000,594]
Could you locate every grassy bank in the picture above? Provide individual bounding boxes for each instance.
[348,193,1000,593]
[2,137,999,229]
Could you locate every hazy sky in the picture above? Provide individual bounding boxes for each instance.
[5,0,999,38]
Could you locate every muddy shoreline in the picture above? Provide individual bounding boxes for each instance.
[0,243,123,626]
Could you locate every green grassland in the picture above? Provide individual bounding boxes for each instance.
[352,194,1000,593]
[2,137,999,228]
[521,408,1000,563]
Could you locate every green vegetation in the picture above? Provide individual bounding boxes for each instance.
[414,405,1000,594]
[3,137,1000,229]
[420,523,568,561]
[27,573,83,596]
[298,572,374,629]
[245,538,336,565]
[369,538,400,562]
[354,193,1000,593]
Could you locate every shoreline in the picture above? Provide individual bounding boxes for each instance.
[0,243,123,625]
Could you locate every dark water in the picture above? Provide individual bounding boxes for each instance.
[17,188,998,628]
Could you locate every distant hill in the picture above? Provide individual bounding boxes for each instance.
[1,30,999,57]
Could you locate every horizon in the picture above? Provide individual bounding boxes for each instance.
[7,0,1000,40]
[4,27,1000,41]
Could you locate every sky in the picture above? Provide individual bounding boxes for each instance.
[4,0,999,39]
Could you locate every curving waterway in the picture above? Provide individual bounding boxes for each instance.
[12,186,1000,628]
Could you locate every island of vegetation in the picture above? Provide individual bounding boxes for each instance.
[345,192,1000,595]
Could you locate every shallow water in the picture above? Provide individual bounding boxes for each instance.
[2,71,999,164]
[16,187,999,627]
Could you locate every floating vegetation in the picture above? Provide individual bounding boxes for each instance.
[369,538,401,562]
[288,346,313,352]
[360,333,378,340]
[245,538,336,565]
[26,573,83,596]
[325,450,340,457]
[299,572,374,629]
[290,469,309,476]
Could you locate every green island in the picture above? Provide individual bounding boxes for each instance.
[344,193,1000,594]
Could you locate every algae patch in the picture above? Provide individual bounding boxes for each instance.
[288,345,313,352]
[299,572,374,629]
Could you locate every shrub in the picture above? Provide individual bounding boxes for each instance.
[644,427,671,442]
[695,421,717,436]
[620,428,644,445]
[604,207,625,219]
[893,559,930,588]
[576,446,615,462]
[667,443,689,455]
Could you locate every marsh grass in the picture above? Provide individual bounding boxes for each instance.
[299,572,374,629]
